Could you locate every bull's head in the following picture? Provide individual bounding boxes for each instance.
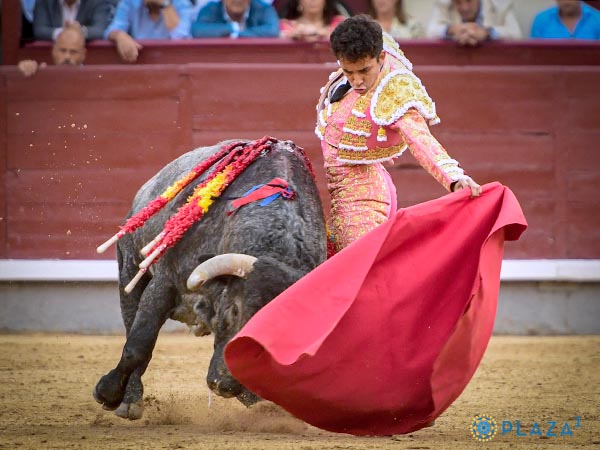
[187,253,267,406]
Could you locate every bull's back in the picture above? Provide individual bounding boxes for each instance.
[215,142,327,270]
[125,140,327,271]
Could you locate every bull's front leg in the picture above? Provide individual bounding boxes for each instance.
[94,279,176,418]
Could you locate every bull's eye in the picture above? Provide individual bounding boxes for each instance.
[194,296,210,314]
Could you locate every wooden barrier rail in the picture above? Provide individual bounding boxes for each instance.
[6,38,600,67]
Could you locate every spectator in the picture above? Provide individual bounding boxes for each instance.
[21,0,36,40]
[531,0,600,40]
[104,0,193,63]
[279,0,346,41]
[191,0,280,38]
[18,22,86,76]
[426,0,522,46]
[33,0,117,41]
[190,0,213,19]
[368,0,424,39]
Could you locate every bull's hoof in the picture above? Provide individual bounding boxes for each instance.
[93,369,126,410]
[114,401,144,420]
[237,390,261,407]
[93,385,120,411]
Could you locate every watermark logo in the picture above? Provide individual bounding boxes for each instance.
[470,414,582,441]
[501,416,582,437]
[471,414,498,442]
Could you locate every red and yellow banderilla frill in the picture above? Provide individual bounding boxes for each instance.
[97,136,279,293]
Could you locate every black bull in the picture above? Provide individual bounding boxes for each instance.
[93,139,327,419]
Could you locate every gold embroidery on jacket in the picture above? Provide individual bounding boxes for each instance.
[339,133,368,149]
[338,144,405,162]
[343,115,372,135]
[372,72,437,125]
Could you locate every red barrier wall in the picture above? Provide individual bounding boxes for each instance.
[1,58,600,261]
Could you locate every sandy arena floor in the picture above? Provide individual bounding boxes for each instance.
[0,333,598,450]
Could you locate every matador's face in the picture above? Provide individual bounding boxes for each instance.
[338,51,384,96]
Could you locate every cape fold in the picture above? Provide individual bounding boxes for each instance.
[224,182,527,435]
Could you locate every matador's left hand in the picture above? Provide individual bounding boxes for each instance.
[453,176,482,197]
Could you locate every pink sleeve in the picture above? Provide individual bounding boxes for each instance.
[391,109,466,191]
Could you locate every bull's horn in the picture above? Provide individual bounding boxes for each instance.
[187,253,257,290]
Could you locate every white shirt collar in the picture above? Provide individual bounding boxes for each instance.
[61,0,81,23]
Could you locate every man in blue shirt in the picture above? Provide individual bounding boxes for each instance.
[104,0,193,62]
[531,0,600,40]
[191,0,280,38]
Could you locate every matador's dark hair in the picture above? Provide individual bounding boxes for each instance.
[330,15,383,62]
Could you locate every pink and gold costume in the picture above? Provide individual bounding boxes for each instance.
[315,34,467,251]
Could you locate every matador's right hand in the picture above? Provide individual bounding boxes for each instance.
[453,176,482,198]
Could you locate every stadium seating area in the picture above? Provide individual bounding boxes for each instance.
[3,0,600,65]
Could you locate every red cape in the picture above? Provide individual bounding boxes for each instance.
[224,182,527,436]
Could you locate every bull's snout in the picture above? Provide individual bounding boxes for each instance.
[207,376,260,406]
[207,377,237,399]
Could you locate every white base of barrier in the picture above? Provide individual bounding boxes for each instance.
[1,259,599,335]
